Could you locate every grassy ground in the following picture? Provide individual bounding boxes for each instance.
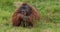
[0,0,60,32]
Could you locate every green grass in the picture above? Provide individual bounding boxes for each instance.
[0,0,60,32]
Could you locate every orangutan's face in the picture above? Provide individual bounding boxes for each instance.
[20,4,31,15]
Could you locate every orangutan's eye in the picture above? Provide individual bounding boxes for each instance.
[21,6,27,10]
